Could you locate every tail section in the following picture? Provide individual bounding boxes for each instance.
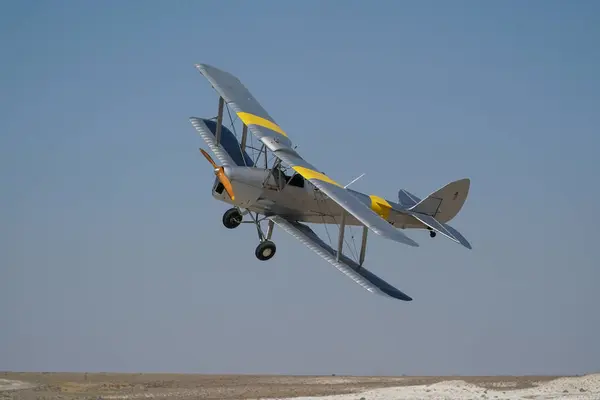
[397,179,472,249]
[407,178,470,223]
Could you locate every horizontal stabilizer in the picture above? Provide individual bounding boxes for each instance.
[406,211,472,249]
[269,216,413,301]
[440,222,472,250]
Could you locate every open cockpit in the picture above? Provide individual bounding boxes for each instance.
[270,164,305,190]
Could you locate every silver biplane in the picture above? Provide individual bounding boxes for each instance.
[190,64,471,301]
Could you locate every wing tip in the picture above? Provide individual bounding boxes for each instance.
[193,63,215,77]
[406,238,420,247]
[380,288,413,301]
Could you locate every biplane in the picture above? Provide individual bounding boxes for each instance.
[190,63,472,301]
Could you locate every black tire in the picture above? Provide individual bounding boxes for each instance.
[222,208,242,229]
[429,230,437,238]
[255,241,276,261]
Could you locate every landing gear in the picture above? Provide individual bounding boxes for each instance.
[429,230,437,238]
[222,208,242,229]
[253,217,276,261]
[222,208,278,261]
[255,240,276,261]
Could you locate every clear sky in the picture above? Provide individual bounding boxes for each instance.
[1,0,599,376]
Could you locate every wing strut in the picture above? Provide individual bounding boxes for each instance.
[266,219,274,240]
[240,124,248,153]
[215,96,224,145]
[359,226,368,267]
[336,211,346,262]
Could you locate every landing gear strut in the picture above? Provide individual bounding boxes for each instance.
[221,208,277,261]
[252,216,276,261]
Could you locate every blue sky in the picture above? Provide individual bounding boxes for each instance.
[1,0,599,375]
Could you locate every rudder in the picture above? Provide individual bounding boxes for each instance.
[409,178,470,223]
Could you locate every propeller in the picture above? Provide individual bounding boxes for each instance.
[199,148,235,201]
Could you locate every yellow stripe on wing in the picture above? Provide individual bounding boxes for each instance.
[237,112,288,137]
[292,166,342,187]
[369,195,392,220]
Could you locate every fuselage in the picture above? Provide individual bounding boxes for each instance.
[211,166,425,230]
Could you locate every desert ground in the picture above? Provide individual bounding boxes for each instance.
[1,372,599,400]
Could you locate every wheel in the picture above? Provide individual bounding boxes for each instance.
[222,208,242,229]
[255,240,276,261]
[429,230,437,238]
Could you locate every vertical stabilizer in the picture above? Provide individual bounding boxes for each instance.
[409,178,470,223]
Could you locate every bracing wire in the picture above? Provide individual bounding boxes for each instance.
[315,194,334,249]
[348,226,358,262]
[315,190,360,263]
[225,104,253,168]
[225,105,238,136]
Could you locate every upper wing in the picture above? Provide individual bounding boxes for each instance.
[195,63,293,149]
[269,216,413,301]
[194,63,418,248]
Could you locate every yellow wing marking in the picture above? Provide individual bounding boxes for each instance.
[237,112,288,137]
[369,195,392,220]
[292,166,342,187]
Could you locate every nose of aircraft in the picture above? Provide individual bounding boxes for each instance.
[199,148,236,201]
[222,165,234,179]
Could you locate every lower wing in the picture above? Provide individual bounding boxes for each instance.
[189,117,237,166]
[269,215,413,301]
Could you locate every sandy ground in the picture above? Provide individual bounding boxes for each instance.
[0,372,598,400]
